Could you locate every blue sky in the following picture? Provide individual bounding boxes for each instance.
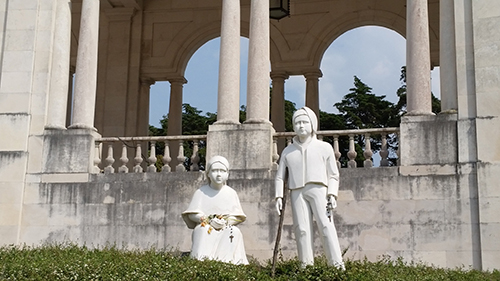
[149,26,441,128]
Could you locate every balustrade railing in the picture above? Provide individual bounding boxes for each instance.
[94,135,207,174]
[94,127,399,173]
[273,127,400,169]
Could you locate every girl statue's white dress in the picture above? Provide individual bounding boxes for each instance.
[182,156,248,265]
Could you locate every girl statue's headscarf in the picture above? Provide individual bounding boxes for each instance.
[205,156,230,182]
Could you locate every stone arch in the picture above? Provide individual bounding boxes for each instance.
[270,7,439,74]
[143,20,250,80]
[310,10,407,71]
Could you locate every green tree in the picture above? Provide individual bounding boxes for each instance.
[330,76,401,167]
[395,66,441,115]
[334,76,400,129]
[284,100,298,132]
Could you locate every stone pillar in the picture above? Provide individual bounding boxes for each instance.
[138,78,155,137]
[43,0,101,175]
[305,70,322,118]
[406,0,432,115]
[270,72,288,132]
[70,0,100,130]
[440,0,458,112]
[216,0,240,124]
[400,0,454,168]
[66,67,75,128]
[245,0,270,124]
[45,0,72,130]
[271,72,288,153]
[207,0,274,170]
[167,78,186,137]
[167,77,187,169]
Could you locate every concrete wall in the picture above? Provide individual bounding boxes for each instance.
[14,166,480,269]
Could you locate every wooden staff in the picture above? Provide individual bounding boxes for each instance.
[271,189,286,277]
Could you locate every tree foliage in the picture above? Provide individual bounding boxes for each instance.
[334,76,400,130]
[395,66,441,115]
[319,68,442,167]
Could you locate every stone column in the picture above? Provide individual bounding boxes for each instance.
[245,0,270,123]
[440,0,458,112]
[406,0,432,115]
[69,0,100,129]
[65,67,75,128]
[45,0,72,130]
[138,78,155,137]
[216,0,240,124]
[270,72,288,132]
[305,70,322,118]
[167,78,186,137]
[207,0,274,170]
[167,77,187,169]
[271,72,288,153]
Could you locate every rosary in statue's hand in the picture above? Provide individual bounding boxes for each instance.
[327,194,337,209]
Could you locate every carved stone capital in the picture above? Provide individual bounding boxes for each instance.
[270,71,289,81]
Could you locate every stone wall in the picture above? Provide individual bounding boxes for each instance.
[0,0,55,245]
[14,166,480,269]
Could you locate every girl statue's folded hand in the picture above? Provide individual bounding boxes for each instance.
[209,217,226,230]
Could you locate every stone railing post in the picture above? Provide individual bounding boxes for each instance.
[118,143,129,173]
[162,141,172,172]
[347,135,357,168]
[333,135,341,168]
[147,141,157,172]
[190,140,200,171]
[380,134,389,167]
[93,142,101,173]
[133,144,143,173]
[104,144,115,174]
[176,142,186,172]
[363,134,373,168]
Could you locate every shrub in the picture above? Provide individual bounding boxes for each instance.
[0,244,498,281]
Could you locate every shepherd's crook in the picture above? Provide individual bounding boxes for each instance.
[271,192,286,277]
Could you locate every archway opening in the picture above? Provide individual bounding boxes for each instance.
[283,26,440,115]
[149,37,250,129]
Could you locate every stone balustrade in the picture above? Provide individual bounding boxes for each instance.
[273,127,400,169]
[94,127,399,173]
[95,135,207,173]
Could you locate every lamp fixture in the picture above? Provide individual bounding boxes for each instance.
[270,0,290,20]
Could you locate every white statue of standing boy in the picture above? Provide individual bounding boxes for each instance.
[275,106,345,269]
[182,156,248,265]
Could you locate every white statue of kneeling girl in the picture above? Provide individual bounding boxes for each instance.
[182,156,249,265]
